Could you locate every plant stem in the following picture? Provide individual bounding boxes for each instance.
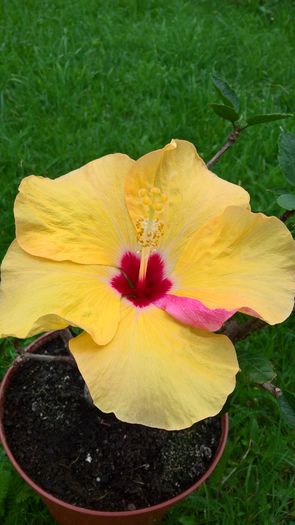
[280,209,295,223]
[223,302,294,344]
[222,316,266,343]
[261,382,282,398]
[207,127,241,168]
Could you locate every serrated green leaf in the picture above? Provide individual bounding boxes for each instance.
[277,193,295,210]
[209,103,239,123]
[278,391,295,428]
[238,349,275,384]
[278,132,295,186]
[212,75,240,112]
[246,113,293,126]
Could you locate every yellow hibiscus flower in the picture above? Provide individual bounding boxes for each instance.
[0,140,294,430]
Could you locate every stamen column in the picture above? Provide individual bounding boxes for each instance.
[136,187,167,285]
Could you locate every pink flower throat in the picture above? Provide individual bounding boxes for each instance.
[111,252,172,307]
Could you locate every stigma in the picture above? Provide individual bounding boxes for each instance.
[135,186,167,283]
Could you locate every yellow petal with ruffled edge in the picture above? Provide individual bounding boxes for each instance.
[15,154,136,265]
[125,139,249,267]
[70,302,238,430]
[173,206,295,324]
[0,241,120,344]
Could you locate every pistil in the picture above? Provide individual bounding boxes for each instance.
[138,246,150,284]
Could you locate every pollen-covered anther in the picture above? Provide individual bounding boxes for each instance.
[138,188,147,198]
[143,196,151,206]
[155,202,163,212]
[150,187,161,195]
[136,217,164,248]
[138,186,167,215]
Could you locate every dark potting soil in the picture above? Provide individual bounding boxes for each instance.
[3,333,222,511]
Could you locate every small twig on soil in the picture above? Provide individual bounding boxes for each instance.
[15,352,76,366]
[207,127,241,168]
[133,463,150,471]
[96,491,111,502]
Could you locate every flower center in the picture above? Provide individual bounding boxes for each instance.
[111,252,172,307]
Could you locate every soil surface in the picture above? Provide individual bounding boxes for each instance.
[3,333,222,511]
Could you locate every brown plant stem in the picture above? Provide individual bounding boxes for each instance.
[207,127,241,168]
[223,300,294,344]
[261,382,282,398]
[223,321,284,399]
[280,209,295,223]
[222,317,266,343]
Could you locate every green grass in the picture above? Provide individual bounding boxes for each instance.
[0,0,295,523]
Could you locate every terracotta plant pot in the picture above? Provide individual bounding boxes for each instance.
[0,331,229,525]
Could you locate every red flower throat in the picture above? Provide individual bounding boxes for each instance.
[111,252,172,307]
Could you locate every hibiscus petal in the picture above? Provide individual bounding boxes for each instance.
[125,139,249,267]
[15,154,137,265]
[69,302,239,430]
[155,294,237,330]
[173,206,295,325]
[0,241,120,344]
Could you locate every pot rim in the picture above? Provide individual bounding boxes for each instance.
[0,330,229,517]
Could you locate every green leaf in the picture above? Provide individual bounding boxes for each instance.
[277,193,295,210]
[246,113,293,126]
[238,349,275,384]
[278,391,295,428]
[219,391,235,415]
[15,484,35,504]
[0,469,12,517]
[179,517,197,525]
[212,75,240,112]
[208,103,239,123]
[278,131,295,186]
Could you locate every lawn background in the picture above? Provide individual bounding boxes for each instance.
[0,0,294,523]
